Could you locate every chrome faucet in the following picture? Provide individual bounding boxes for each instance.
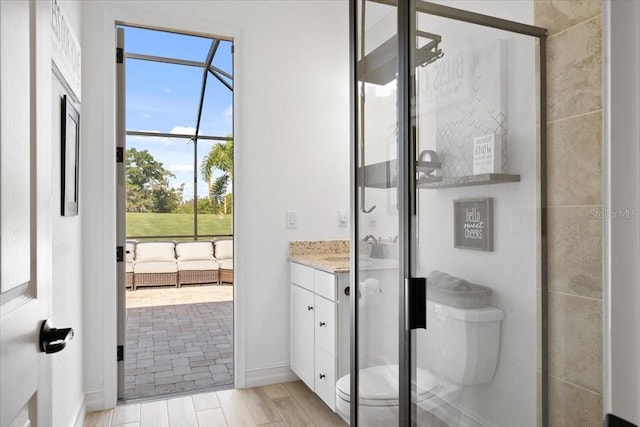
[362,235,384,258]
[363,234,377,244]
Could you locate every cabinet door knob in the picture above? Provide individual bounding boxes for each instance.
[307,305,313,311]
[319,321,326,327]
[319,373,326,379]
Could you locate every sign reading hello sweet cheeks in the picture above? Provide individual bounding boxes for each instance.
[454,198,493,251]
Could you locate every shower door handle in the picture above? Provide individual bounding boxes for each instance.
[407,277,426,330]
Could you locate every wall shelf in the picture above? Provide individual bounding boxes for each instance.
[417,173,520,189]
[361,160,520,189]
[360,160,441,189]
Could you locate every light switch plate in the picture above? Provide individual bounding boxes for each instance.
[286,210,297,228]
[338,209,348,227]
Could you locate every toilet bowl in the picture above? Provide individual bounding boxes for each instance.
[336,301,504,425]
[335,364,444,426]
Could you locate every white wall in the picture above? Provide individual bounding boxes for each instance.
[603,0,640,424]
[80,0,350,409]
[49,1,86,426]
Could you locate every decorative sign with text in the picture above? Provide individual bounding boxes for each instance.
[473,133,501,174]
[454,198,493,251]
[51,0,81,101]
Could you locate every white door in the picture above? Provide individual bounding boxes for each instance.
[0,1,54,426]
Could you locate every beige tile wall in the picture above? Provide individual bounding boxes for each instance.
[534,1,603,426]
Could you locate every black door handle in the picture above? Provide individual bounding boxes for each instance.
[408,277,426,330]
[39,320,74,354]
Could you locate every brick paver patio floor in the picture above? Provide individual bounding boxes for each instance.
[124,285,233,400]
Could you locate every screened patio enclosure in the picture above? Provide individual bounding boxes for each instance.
[119,25,234,242]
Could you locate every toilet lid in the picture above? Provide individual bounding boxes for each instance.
[336,365,438,407]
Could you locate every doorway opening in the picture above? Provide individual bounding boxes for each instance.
[116,24,234,401]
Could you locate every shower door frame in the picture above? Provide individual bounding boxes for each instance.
[349,1,549,425]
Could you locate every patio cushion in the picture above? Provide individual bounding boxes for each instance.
[214,240,233,260]
[176,241,214,261]
[135,242,176,262]
[126,241,136,263]
[126,262,134,273]
[133,261,178,274]
[178,260,219,271]
[217,259,233,270]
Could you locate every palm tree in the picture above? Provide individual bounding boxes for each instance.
[200,137,233,213]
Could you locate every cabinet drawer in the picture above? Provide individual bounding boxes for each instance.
[314,347,337,411]
[291,263,314,292]
[314,269,336,301]
[314,295,336,356]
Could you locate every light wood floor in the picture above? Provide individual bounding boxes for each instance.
[84,381,347,427]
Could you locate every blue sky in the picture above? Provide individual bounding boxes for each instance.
[122,26,233,201]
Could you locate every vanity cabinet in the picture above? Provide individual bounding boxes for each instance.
[290,262,348,411]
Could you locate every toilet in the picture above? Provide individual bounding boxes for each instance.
[335,300,504,425]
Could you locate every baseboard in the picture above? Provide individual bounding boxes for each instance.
[72,396,86,427]
[84,389,106,412]
[244,363,298,388]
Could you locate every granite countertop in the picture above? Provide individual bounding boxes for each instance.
[288,240,398,274]
[288,252,351,274]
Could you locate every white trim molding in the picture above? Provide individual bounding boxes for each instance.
[244,363,298,389]
[603,0,640,424]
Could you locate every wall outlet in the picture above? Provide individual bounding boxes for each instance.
[338,209,348,227]
[286,210,297,228]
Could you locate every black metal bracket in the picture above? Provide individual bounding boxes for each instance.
[116,246,124,263]
[116,147,124,163]
[116,47,124,64]
[117,345,124,362]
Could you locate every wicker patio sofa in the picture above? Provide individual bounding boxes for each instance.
[132,242,178,290]
[176,241,219,287]
[127,240,229,290]
[214,239,233,284]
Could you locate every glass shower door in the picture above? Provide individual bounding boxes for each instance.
[352,1,546,425]
[409,4,546,426]
[352,0,403,425]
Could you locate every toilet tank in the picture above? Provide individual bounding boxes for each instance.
[421,300,504,385]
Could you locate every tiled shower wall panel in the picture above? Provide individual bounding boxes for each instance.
[534,1,603,426]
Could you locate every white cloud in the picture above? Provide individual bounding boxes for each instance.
[170,126,197,136]
[143,113,150,119]
[127,130,177,146]
[169,163,194,172]
[164,88,173,93]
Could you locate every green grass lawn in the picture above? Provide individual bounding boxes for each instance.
[126,213,232,241]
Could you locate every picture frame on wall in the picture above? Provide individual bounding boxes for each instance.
[454,198,493,251]
[61,94,79,216]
